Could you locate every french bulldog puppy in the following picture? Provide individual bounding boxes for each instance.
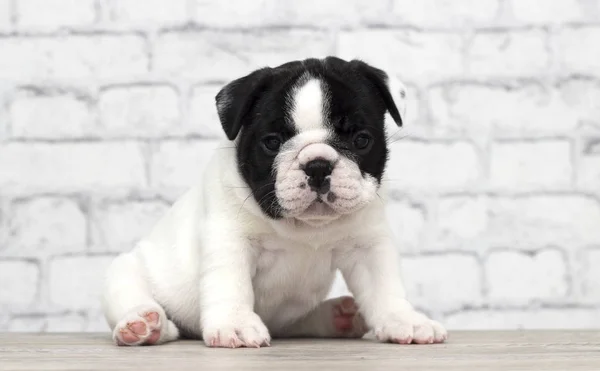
[101,57,447,347]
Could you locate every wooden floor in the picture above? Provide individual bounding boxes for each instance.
[1,331,599,370]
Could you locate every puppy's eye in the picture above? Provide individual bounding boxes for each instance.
[352,132,372,151]
[261,134,282,155]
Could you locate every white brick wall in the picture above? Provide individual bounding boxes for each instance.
[0,0,12,31]
[98,85,180,138]
[1,0,600,333]
[10,90,95,139]
[0,35,148,81]
[485,249,568,305]
[16,0,96,30]
[489,140,572,190]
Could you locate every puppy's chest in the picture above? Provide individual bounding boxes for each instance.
[253,238,335,289]
[251,237,336,326]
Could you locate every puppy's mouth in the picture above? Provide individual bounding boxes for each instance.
[295,195,339,224]
[306,198,334,213]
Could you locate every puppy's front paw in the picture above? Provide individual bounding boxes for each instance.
[112,305,175,346]
[373,311,447,345]
[202,311,271,348]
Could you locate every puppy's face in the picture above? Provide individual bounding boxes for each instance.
[216,58,402,226]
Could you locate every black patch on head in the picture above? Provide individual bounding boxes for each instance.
[319,57,401,184]
[215,57,402,219]
[216,64,304,218]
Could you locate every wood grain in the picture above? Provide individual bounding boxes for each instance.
[1,331,599,371]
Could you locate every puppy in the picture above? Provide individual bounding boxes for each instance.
[101,57,447,347]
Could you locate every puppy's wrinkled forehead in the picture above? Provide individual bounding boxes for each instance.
[216,57,402,141]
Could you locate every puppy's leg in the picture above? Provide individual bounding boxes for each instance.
[334,239,447,345]
[102,252,179,346]
[275,296,368,338]
[200,230,270,348]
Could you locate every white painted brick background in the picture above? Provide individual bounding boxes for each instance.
[1,0,600,333]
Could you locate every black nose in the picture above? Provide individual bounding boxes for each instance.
[304,159,333,194]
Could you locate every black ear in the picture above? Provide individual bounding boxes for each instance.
[350,60,403,127]
[215,67,273,140]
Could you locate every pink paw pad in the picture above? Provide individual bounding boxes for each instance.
[115,311,162,346]
[331,297,367,336]
[145,312,159,326]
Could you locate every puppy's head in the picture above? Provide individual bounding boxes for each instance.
[216,57,402,226]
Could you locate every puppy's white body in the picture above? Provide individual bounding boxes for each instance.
[103,142,390,340]
[102,60,447,347]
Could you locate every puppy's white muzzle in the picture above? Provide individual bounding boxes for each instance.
[297,143,339,166]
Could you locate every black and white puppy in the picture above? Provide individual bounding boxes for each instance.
[101,57,447,347]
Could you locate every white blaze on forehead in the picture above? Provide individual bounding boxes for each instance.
[290,78,327,132]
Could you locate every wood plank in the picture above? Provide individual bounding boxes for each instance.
[1,331,599,371]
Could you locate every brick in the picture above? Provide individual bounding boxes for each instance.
[445,308,600,329]
[0,143,146,194]
[557,27,600,75]
[578,150,600,190]
[85,310,110,332]
[487,196,600,248]
[337,30,463,83]
[46,313,86,332]
[9,90,94,139]
[559,79,600,129]
[390,0,500,27]
[100,0,189,25]
[0,197,6,240]
[402,254,482,312]
[387,141,480,191]
[193,0,387,28]
[7,317,45,332]
[150,140,222,194]
[188,85,227,139]
[386,200,426,252]
[154,31,334,82]
[437,195,600,250]
[466,30,549,77]
[0,35,147,81]
[0,260,39,309]
[436,196,488,247]
[99,85,180,138]
[3,198,86,257]
[193,0,282,27]
[509,0,585,24]
[581,248,600,302]
[429,81,600,136]
[8,314,86,332]
[283,0,388,28]
[490,140,572,190]
[49,255,114,310]
[199,0,384,28]
[0,116,7,142]
[0,0,11,30]
[17,0,96,30]
[91,200,169,252]
[485,250,568,305]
